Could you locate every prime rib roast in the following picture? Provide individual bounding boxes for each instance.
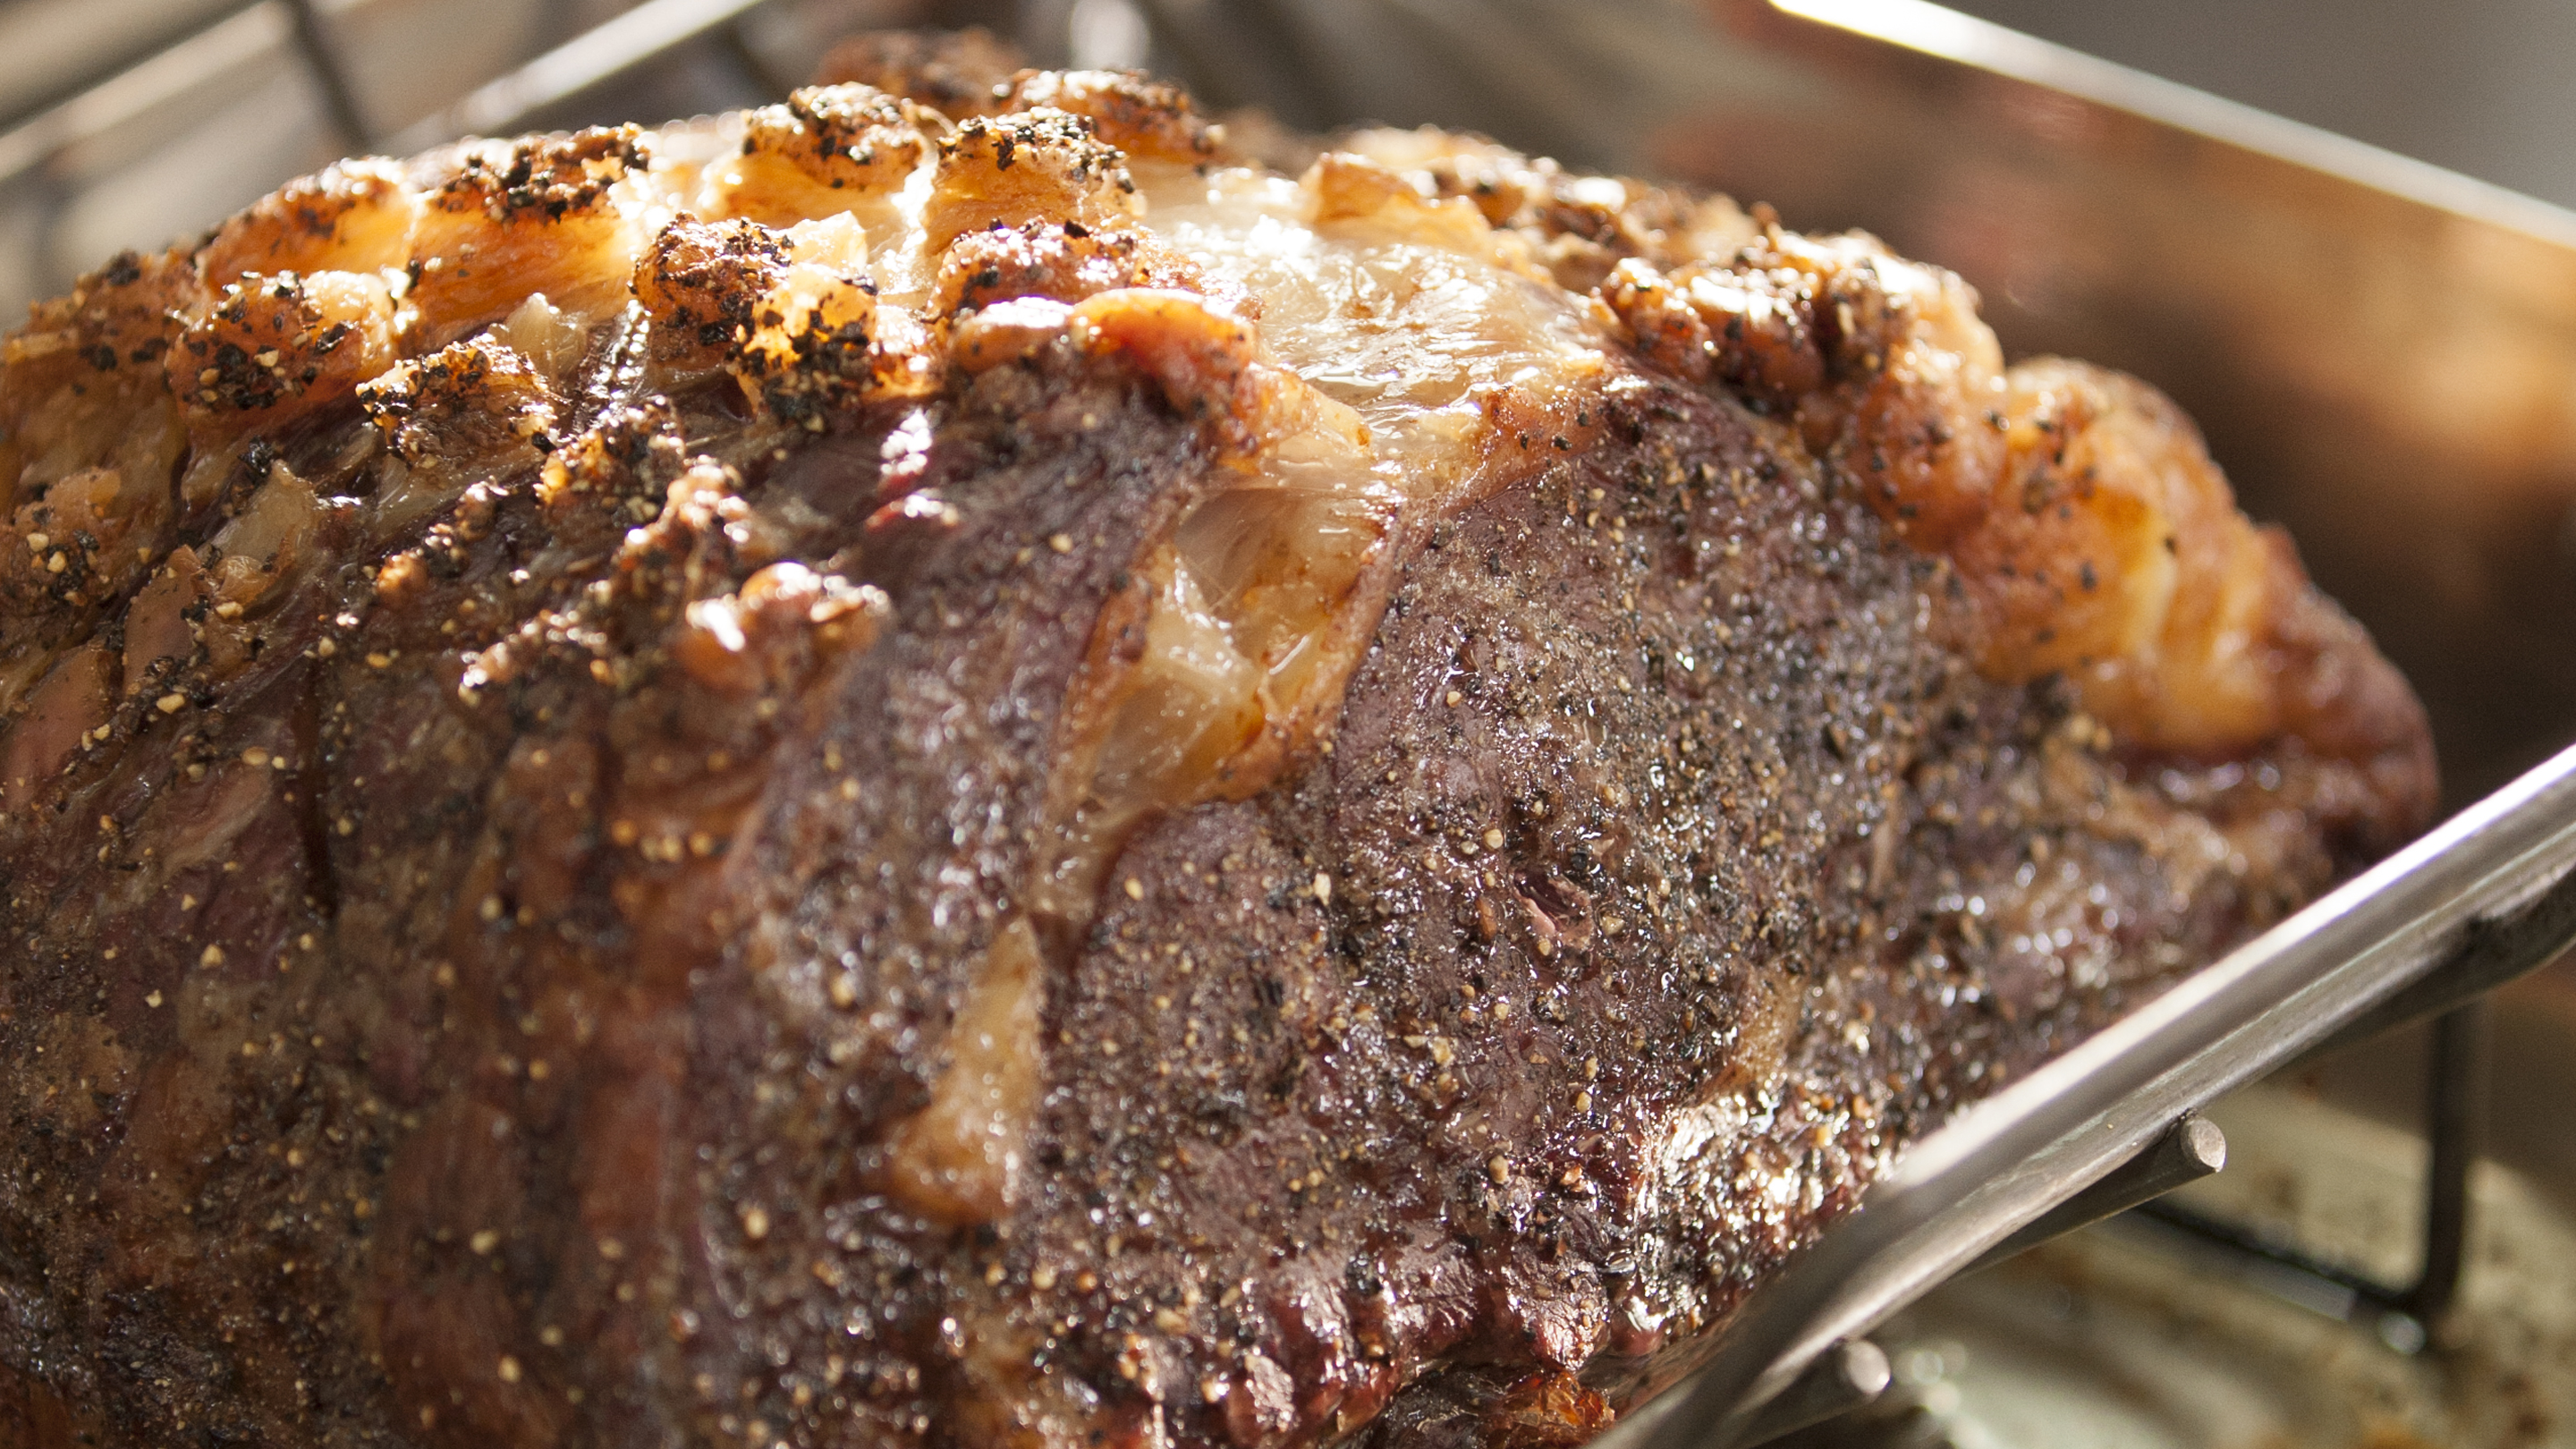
[0,35,2433,1449]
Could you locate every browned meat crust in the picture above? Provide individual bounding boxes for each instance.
[0,44,2428,1449]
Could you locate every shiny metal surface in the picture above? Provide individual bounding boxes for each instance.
[1739,1342,1892,1447]
[1694,953,2576,1449]
[1601,739,2576,1449]
[1829,999,2576,1449]
[1963,1117,2227,1275]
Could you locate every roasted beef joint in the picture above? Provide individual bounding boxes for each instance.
[0,43,2432,1449]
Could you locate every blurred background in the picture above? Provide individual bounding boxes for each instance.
[0,0,892,318]
[1940,0,2576,214]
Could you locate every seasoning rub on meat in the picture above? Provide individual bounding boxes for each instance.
[0,36,2431,1449]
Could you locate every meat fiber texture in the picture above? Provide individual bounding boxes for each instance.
[0,36,2432,1449]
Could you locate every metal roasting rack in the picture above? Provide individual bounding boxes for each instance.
[7,1,2576,1444]
[1606,750,2576,1449]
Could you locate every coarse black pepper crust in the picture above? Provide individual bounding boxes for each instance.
[0,47,2429,1449]
[1014,375,2360,1448]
